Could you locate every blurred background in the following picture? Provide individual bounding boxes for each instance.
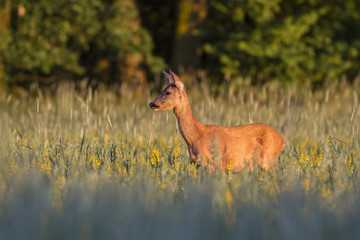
[0,0,359,89]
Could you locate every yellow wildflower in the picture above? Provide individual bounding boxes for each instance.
[225,189,233,211]
[150,147,161,167]
[160,184,167,190]
[227,161,233,173]
[40,161,52,175]
[9,160,19,174]
[95,159,101,166]
[258,171,263,183]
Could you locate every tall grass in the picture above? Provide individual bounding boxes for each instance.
[0,78,360,239]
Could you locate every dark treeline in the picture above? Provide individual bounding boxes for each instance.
[0,0,359,87]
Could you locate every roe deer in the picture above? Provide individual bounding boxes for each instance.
[149,70,284,172]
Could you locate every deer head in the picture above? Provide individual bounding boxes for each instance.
[149,70,185,111]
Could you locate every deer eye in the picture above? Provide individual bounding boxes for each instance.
[165,91,171,95]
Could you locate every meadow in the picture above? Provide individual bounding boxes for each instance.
[0,77,360,239]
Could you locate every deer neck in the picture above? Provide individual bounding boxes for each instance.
[173,94,204,146]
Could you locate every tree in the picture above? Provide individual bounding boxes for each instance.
[200,0,360,84]
[0,0,163,85]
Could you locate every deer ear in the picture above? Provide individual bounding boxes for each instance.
[169,69,184,90]
[162,69,174,85]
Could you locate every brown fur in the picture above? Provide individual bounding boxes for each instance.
[149,70,284,172]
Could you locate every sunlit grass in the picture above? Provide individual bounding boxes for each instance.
[0,78,359,239]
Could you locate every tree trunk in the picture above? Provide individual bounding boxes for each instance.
[172,0,207,72]
[0,0,11,84]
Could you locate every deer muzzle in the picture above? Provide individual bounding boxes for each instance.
[149,101,159,110]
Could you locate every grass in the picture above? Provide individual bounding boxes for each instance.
[0,78,360,239]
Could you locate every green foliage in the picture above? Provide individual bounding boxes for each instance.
[200,0,360,83]
[0,0,163,84]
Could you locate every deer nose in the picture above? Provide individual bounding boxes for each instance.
[149,102,159,109]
